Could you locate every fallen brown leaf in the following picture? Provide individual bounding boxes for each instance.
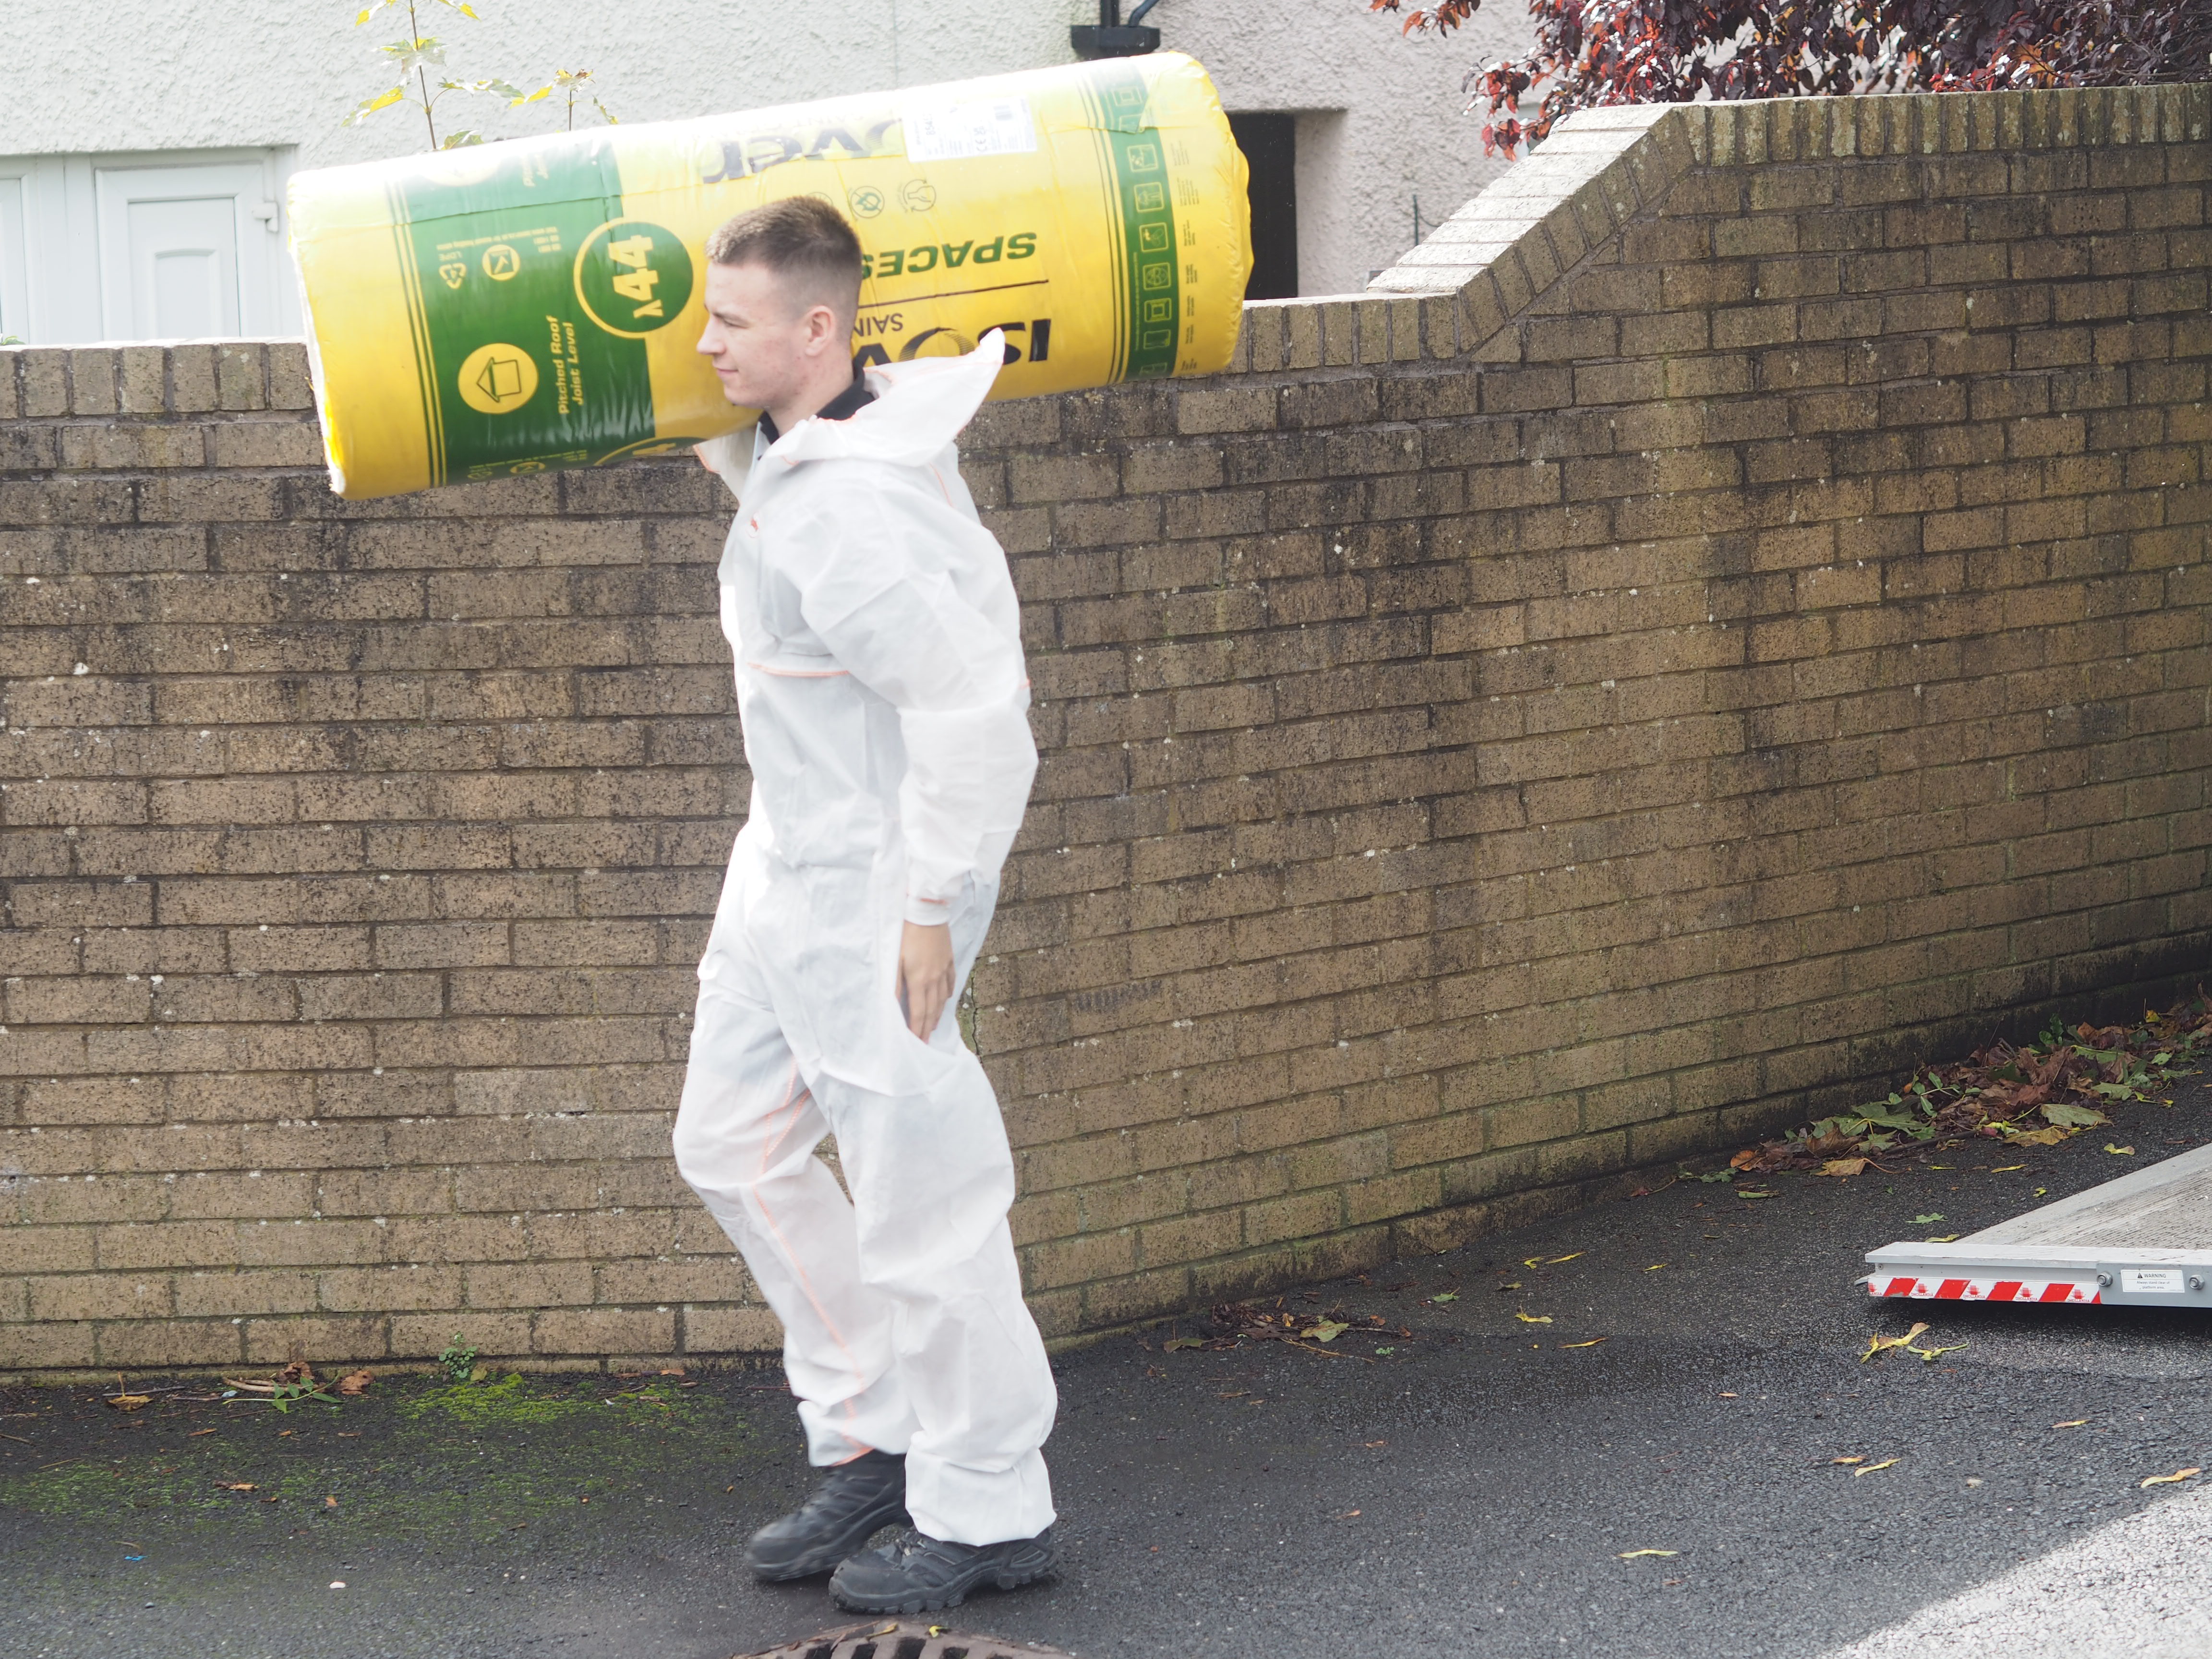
[334,1370,373,1397]
[2141,1467,2200,1488]
[1726,993,2212,1173]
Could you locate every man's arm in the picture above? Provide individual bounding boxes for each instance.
[786,484,1037,1038]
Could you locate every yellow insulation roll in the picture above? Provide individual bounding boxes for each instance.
[288,51,1250,498]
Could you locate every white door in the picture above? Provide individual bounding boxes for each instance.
[95,161,281,340]
[0,173,27,340]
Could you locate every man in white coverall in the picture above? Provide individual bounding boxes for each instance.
[669,196,1057,1615]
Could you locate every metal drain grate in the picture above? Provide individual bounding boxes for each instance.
[738,1620,1073,1659]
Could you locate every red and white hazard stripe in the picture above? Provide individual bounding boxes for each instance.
[1870,1274,2100,1304]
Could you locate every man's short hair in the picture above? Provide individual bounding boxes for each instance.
[704,196,864,318]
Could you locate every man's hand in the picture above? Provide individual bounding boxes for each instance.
[897,921,956,1041]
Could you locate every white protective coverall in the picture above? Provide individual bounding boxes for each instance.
[671,332,1057,1547]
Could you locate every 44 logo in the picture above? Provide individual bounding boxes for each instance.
[575,219,697,338]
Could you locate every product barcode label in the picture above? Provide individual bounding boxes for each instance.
[903,96,1038,161]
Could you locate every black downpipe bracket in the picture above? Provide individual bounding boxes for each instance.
[1070,0,1162,60]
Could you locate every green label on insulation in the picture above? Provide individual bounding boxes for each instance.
[388,144,682,485]
[1084,66,1182,383]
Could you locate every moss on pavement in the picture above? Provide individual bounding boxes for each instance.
[0,1367,781,1549]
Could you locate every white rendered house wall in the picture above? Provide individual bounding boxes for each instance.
[0,0,1532,341]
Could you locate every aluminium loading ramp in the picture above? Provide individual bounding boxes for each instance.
[1866,1141,2212,1308]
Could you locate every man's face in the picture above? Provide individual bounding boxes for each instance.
[697,261,841,410]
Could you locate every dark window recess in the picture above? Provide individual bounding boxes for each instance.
[1227,112,1297,301]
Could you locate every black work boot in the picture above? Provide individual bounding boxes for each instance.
[743,1450,909,1581]
[828,1527,1057,1613]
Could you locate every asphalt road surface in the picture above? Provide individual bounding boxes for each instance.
[9,1080,2212,1659]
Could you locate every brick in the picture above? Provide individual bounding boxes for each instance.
[173,1269,316,1318]
[167,345,218,413]
[530,1306,675,1354]
[96,1318,241,1369]
[682,1305,783,1354]
[215,344,268,412]
[241,1313,386,1364]
[266,342,316,411]
[20,349,69,416]
[115,347,167,415]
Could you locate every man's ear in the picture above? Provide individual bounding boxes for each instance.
[807,303,846,354]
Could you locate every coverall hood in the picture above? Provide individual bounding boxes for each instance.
[701,329,1007,482]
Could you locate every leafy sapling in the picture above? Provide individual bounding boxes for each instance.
[346,1,617,151]
[511,68,619,130]
[346,0,519,150]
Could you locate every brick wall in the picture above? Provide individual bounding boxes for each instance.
[5,83,2211,1375]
